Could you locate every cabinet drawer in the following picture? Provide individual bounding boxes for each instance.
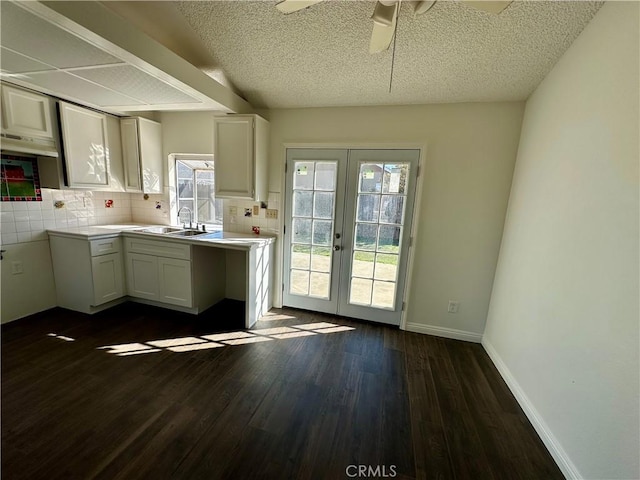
[90,237,121,256]
[125,237,191,260]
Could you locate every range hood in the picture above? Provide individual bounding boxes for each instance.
[0,133,59,157]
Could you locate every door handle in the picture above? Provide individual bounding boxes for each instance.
[334,245,341,251]
[335,233,341,239]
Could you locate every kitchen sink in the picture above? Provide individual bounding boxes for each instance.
[168,229,208,237]
[136,226,184,234]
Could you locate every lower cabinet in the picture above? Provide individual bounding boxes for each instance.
[125,239,193,308]
[92,253,125,305]
[158,257,192,307]
[49,235,125,314]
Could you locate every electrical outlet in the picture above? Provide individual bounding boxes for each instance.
[229,206,237,216]
[11,261,23,275]
[266,209,278,219]
[253,205,260,216]
[447,300,459,314]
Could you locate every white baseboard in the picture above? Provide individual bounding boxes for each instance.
[404,322,483,343]
[481,338,581,480]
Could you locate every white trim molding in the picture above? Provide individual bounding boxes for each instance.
[481,338,582,480]
[404,322,483,343]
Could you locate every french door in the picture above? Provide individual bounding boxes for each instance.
[283,148,419,326]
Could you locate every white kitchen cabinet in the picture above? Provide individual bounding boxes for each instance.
[213,114,269,201]
[120,117,163,193]
[1,83,54,139]
[58,101,110,189]
[127,252,160,300]
[125,237,193,308]
[49,234,125,314]
[158,257,192,307]
[92,253,125,304]
[37,110,125,191]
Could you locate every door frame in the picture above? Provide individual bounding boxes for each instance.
[278,142,427,331]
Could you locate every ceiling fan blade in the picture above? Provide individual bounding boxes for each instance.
[370,1,399,54]
[276,0,324,14]
[461,0,513,14]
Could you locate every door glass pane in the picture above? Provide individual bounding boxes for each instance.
[312,220,332,245]
[350,278,373,305]
[311,246,331,272]
[358,163,383,193]
[379,195,404,224]
[289,160,337,300]
[310,272,330,298]
[374,253,398,281]
[313,192,334,219]
[293,191,313,217]
[357,194,380,222]
[291,244,310,269]
[352,251,374,278]
[292,218,312,243]
[315,162,337,190]
[348,161,410,310]
[293,162,315,190]
[382,164,409,194]
[290,269,309,295]
[372,281,395,308]
[378,225,401,253]
[355,223,377,250]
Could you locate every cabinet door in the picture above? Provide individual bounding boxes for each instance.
[126,253,159,300]
[1,85,53,139]
[105,115,125,192]
[59,101,110,188]
[92,253,124,306]
[214,116,254,199]
[158,257,192,307]
[138,118,163,194]
[120,118,142,192]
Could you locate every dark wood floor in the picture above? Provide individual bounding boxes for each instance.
[2,301,563,480]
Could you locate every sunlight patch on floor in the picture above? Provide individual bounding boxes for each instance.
[47,333,75,342]
[98,321,356,356]
[147,337,207,348]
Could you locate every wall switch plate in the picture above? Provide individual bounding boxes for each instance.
[11,261,23,275]
[229,206,237,216]
[448,300,459,314]
[266,209,278,219]
[253,205,260,216]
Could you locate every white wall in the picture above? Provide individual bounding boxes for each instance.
[483,3,639,479]
[267,102,524,337]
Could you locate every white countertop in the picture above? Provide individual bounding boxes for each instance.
[47,224,275,250]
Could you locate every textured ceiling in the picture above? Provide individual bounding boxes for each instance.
[175,0,603,109]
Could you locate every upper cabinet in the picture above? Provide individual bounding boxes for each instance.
[213,114,269,201]
[120,117,163,194]
[1,84,54,139]
[58,101,111,189]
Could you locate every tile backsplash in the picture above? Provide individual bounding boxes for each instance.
[223,192,281,235]
[0,189,281,245]
[0,189,133,245]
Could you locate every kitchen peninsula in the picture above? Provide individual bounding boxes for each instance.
[47,225,274,328]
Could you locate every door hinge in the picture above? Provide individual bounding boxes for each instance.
[283,225,286,235]
[285,162,288,173]
[416,165,421,177]
[409,236,413,248]
[402,301,406,311]
[282,283,285,292]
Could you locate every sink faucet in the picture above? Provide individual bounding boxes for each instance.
[177,206,192,229]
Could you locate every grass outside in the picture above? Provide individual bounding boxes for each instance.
[292,244,399,264]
